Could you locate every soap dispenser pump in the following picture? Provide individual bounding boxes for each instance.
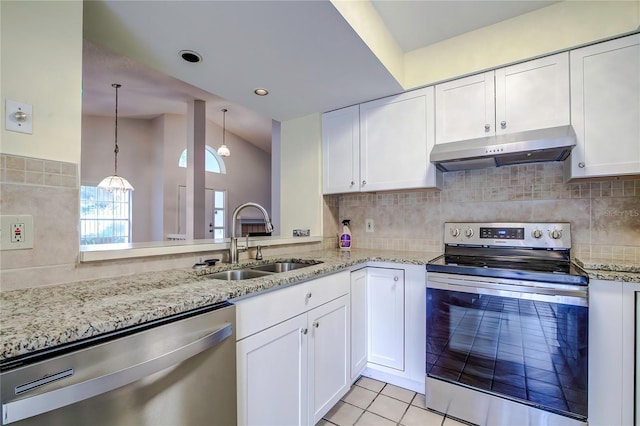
[339,219,352,252]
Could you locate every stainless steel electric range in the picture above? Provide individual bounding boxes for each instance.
[426,222,588,426]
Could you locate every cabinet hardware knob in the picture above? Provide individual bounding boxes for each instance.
[484,124,490,131]
[306,292,312,299]
[301,328,308,335]
[500,121,507,129]
[578,162,585,168]
[393,276,399,282]
[350,181,354,186]
[313,321,319,328]
[362,180,366,186]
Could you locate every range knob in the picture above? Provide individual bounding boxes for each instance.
[531,229,543,239]
[450,228,460,237]
[465,228,474,238]
[550,229,563,239]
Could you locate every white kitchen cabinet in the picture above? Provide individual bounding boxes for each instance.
[322,105,360,194]
[588,279,640,426]
[367,267,405,371]
[235,271,350,425]
[360,263,426,393]
[350,268,368,382]
[359,87,441,191]
[322,87,442,194]
[435,52,569,144]
[236,313,308,426]
[308,295,350,424]
[565,34,640,180]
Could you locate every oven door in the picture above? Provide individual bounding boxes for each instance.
[426,272,588,425]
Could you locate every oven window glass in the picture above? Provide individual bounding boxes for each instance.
[426,288,588,419]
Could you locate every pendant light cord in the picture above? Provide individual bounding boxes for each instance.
[222,108,227,146]
[112,83,121,176]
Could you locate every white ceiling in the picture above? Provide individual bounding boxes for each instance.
[82,0,557,153]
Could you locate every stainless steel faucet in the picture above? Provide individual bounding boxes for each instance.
[230,202,274,264]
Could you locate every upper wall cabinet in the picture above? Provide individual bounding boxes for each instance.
[322,87,442,195]
[565,34,640,180]
[322,105,360,194]
[435,52,570,144]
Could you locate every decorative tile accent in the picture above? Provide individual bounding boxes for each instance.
[0,154,78,188]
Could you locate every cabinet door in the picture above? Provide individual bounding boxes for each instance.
[435,71,495,143]
[588,279,624,426]
[237,314,308,426]
[495,52,569,134]
[360,87,441,191]
[322,105,360,194]
[308,295,350,424]
[367,267,405,371]
[622,282,640,426]
[567,34,640,179]
[350,268,368,381]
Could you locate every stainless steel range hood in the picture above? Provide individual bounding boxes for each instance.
[430,125,576,172]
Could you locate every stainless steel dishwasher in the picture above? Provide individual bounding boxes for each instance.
[1,301,236,426]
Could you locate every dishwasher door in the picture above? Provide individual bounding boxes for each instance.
[1,302,236,426]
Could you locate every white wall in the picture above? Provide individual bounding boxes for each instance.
[81,114,271,242]
[1,1,83,163]
[279,113,323,238]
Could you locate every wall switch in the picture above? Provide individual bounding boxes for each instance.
[365,219,374,233]
[5,99,33,134]
[0,215,34,250]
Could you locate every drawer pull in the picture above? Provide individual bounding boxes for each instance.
[313,321,319,328]
[301,328,308,335]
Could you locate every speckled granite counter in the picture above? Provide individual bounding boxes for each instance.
[0,249,439,362]
[574,257,640,283]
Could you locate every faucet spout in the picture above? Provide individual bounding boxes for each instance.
[230,202,273,264]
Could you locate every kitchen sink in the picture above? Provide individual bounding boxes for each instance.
[250,261,321,273]
[207,269,273,281]
[207,260,323,281]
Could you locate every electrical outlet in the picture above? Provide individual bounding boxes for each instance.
[365,219,374,233]
[11,223,25,242]
[0,215,34,250]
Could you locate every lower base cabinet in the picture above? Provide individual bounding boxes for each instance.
[588,279,640,426]
[235,272,350,425]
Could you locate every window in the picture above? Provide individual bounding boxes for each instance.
[178,146,226,174]
[80,186,131,245]
[212,190,225,239]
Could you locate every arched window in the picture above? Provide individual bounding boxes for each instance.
[178,145,226,174]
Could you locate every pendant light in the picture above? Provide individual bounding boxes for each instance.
[98,83,134,193]
[217,108,230,157]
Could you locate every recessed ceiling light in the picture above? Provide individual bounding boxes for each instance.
[180,50,202,63]
[254,88,269,96]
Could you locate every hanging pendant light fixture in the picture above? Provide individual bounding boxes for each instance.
[98,83,134,193]
[217,108,230,157]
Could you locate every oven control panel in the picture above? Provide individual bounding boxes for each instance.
[444,222,571,249]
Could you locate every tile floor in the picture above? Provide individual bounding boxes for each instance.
[317,377,473,426]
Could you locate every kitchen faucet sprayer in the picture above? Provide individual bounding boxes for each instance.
[230,202,273,264]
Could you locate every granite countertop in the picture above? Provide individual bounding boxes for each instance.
[574,257,640,283]
[3,248,637,362]
[0,249,439,362]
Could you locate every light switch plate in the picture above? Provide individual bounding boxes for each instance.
[0,215,34,250]
[5,99,33,134]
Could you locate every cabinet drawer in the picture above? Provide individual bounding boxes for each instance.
[235,271,350,340]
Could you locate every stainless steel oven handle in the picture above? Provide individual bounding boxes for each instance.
[474,286,587,307]
[2,323,232,425]
[427,276,587,307]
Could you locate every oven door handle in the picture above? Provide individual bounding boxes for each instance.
[428,276,588,307]
[474,286,587,306]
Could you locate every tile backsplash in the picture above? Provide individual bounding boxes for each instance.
[325,163,640,263]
